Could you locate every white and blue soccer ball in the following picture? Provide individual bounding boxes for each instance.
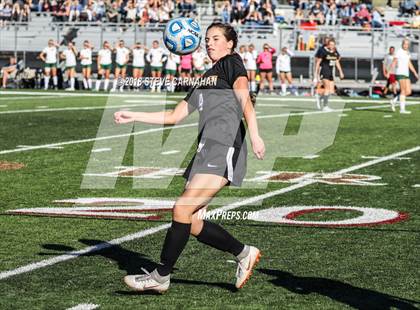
[163,17,202,55]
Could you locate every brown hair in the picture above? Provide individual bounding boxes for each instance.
[207,22,238,52]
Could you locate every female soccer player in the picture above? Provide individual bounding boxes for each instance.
[256,43,275,94]
[132,42,146,87]
[314,38,344,111]
[39,39,59,90]
[112,40,130,92]
[146,40,166,92]
[114,22,265,293]
[60,41,78,91]
[79,40,93,90]
[275,47,294,96]
[390,39,419,114]
[192,46,207,78]
[244,43,258,93]
[95,41,112,91]
[165,52,180,92]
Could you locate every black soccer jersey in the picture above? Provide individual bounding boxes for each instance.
[317,46,340,74]
[184,53,248,148]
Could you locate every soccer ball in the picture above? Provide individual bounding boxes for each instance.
[163,17,202,55]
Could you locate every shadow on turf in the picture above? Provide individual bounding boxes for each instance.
[41,240,158,274]
[40,240,237,293]
[258,268,419,309]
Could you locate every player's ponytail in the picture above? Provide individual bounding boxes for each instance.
[207,22,238,53]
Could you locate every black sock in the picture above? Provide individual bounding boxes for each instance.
[195,221,244,256]
[157,220,191,276]
[323,94,329,107]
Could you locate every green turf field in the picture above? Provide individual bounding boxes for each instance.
[0,90,419,309]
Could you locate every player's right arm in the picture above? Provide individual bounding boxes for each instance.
[382,60,388,78]
[114,100,189,125]
[97,53,101,71]
[39,50,46,62]
[314,57,321,81]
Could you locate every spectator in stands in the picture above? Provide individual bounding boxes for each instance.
[371,7,384,28]
[81,1,94,21]
[138,4,150,26]
[354,4,371,26]
[68,0,82,21]
[54,0,68,21]
[325,2,337,25]
[257,43,276,94]
[158,2,171,22]
[12,1,21,21]
[399,0,417,16]
[259,1,274,24]
[107,1,119,22]
[309,1,325,24]
[148,5,159,23]
[1,56,18,89]
[411,9,420,27]
[93,0,106,21]
[338,2,353,25]
[1,3,12,27]
[124,1,137,22]
[231,1,246,25]
[21,1,31,22]
[179,0,196,17]
[294,8,304,24]
[221,0,231,23]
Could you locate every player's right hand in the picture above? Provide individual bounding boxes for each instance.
[114,111,136,124]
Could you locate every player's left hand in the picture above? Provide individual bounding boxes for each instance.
[251,135,265,160]
[340,72,344,80]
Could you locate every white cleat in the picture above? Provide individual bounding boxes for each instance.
[322,106,334,112]
[65,87,75,91]
[315,96,321,110]
[235,246,261,289]
[124,268,170,293]
[390,98,396,112]
[400,110,411,114]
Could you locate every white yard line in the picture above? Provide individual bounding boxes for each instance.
[3,102,420,155]
[361,155,411,160]
[0,145,419,281]
[67,304,99,310]
[0,123,198,155]
[91,148,112,153]
[0,102,177,115]
[302,155,320,159]
[3,90,420,104]
[161,150,180,155]
[0,95,69,101]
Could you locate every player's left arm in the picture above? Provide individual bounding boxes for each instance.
[233,76,265,160]
[408,59,419,80]
[336,59,344,79]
